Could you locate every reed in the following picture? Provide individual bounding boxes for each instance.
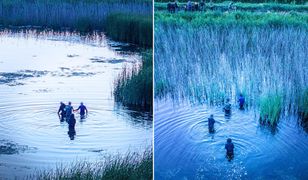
[154,15,308,118]
[28,148,153,179]
[0,0,152,32]
[155,11,308,27]
[105,13,153,47]
[114,51,153,111]
[259,93,282,126]
[155,0,306,4]
[299,89,308,121]
[155,2,308,12]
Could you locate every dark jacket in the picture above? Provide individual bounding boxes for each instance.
[225,142,234,154]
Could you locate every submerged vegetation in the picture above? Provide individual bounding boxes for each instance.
[155,4,308,126]
[29,148,153,179]
[114,51,153,111]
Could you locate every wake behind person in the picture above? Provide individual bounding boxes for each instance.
[75,102,88,119]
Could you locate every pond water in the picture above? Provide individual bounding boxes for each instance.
[155,99,308,179]
[0,30,152,178]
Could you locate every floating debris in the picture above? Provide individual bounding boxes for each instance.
[0,139,37,155]
[67,54,79,58]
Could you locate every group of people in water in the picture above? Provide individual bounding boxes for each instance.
[167,0,235,13]
[207,94,245,161]
[167,0,207,12]
[57,101,88,140]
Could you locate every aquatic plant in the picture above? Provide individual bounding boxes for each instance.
[154,13,308,117]
[28,148,152,179]
[259,93,282,126]
[114,51,153,111]
[105,13,153,47]
[299,89,308,121]
[0,0,152,32]
[155,2,308,12]
[155,0,306,4]
[155,11,308,27]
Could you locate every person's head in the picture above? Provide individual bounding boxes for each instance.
[80,102,83,105]
[227,138,232,143]
[68,101,71,105]
[226,98,230,102]
[239,93,243,97]
[60,101,63,105]
[210,114,214,118]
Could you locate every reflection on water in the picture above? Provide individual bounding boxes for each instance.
[155,99,308,179]
[0,29,152,178]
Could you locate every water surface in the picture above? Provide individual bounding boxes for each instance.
[155,99,308,179]
[0,30,152,178]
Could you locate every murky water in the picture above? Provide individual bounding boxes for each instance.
[155,99,308,179]
[0,29,152,178]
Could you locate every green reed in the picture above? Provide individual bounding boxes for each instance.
[28,148,153,180]
[114,51,153,110]
[155,13,308,124]
[105,13,153,47]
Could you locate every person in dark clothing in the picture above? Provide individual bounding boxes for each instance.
[238,94,245,110]
[58,102,66,121]
[225,138,234,161]
[68,125,76,140]
[224,98,232,115]
[75,102,88,119]
[68,114,76,128]
[208,114,215,133]
[65,102,73,121]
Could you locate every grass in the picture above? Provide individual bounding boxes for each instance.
[0,0,151,32]
[114,51,153,111]
[105,13,153,47]
[155,11,308,27]
[155,2,308,12]
[28,148,153,179]
[259,93,282,126]
[299,89,308,121]
[155,0,306,4]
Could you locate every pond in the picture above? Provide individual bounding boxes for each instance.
[0,29,152,178]
[154,99,308,179]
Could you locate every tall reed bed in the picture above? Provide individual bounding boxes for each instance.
[114,51,153,111]
[155,0,306,4]
[28,148,152,179]
[155,2,308,12]
[155,14,308,122]
[0,0,152,32]
[105,13,153,47]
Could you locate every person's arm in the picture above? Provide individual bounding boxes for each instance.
[85,106,88,114]
[74,106,80,112]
